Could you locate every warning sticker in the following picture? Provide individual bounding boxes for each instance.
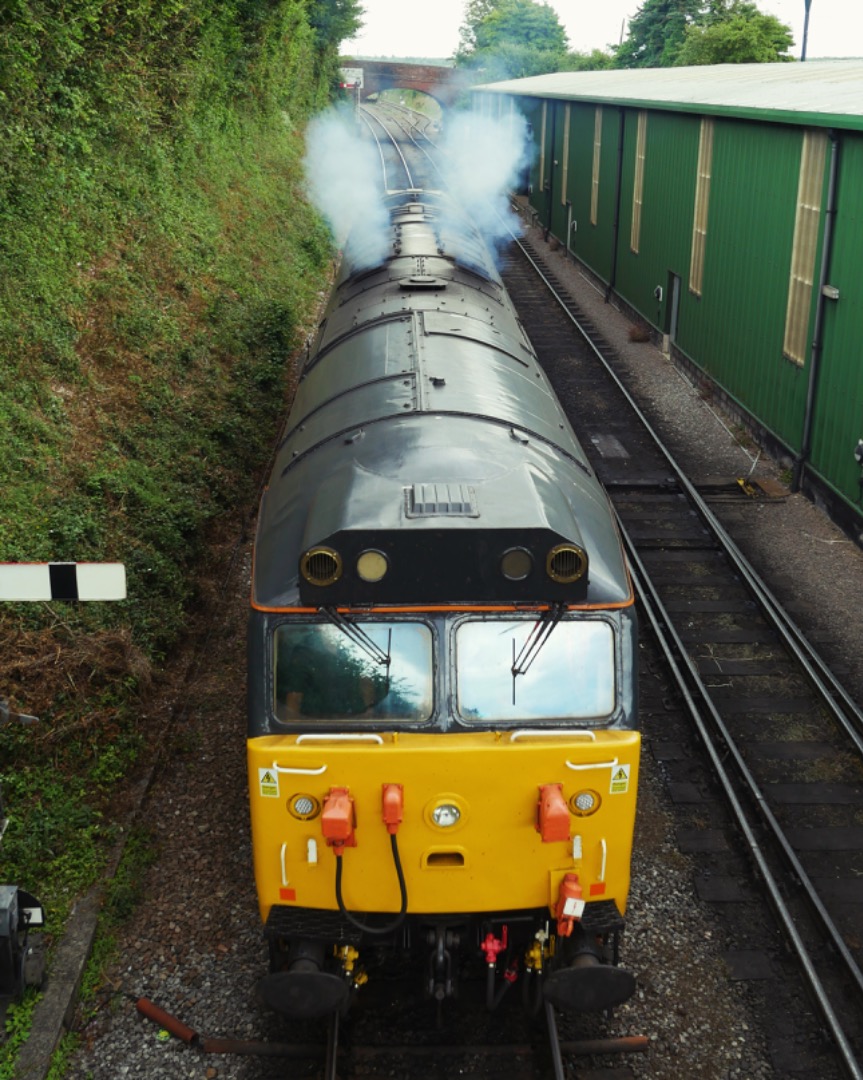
[563,896,586,919]
[609,764,630,794]
[259,768,279,798]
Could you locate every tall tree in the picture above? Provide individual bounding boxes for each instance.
[676,2,794,63]
[457,0,499,53]
[307,0,364,50]
[615,0,794,67]
[613,0,702,67]
[455,0,568,76]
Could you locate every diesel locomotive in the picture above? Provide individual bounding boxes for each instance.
[247,188,639,1020]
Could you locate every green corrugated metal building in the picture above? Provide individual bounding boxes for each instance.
[472,61,863,542]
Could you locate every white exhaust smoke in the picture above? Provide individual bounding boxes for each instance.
[303,107,391,268]
[435,110,529,255]
[303,105,530,267]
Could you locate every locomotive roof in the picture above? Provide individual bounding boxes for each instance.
[252,193,632,611]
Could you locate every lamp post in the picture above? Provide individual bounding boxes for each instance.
[801,0,812,60]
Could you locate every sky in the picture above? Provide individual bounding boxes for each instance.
[342,0,863,62]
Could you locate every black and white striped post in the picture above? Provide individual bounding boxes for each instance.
[0,561,126,602]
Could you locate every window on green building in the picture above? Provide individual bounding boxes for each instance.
[631,112,647,253]
[689,118,714,297]
[783,129,828,366]
[590,106,602,225]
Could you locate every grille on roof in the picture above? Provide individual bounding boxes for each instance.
[405,483,478,518]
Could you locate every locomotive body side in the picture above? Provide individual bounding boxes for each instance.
[248,190,639,1017]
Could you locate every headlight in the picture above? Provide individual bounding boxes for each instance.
[288,793,321,820]
[431,803,461,828]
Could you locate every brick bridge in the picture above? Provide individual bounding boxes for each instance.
[338,60,461,109]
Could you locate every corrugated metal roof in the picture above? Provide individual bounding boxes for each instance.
[476,60,863,130]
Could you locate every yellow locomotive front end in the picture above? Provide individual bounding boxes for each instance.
[247,606,639,1018]
[249,728,640,920]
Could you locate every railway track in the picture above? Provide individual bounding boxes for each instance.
[134,986,648,1080]
[358,102,440,192]
[502,236,863,1078]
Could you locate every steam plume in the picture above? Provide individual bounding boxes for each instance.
[303,105,530,266]
[303,107,390,267]
[436,110,529,254]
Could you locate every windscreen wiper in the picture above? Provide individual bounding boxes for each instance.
[511,603,566,705]
[319,606,392,675]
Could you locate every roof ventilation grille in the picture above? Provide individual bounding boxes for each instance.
[405,483,478,518]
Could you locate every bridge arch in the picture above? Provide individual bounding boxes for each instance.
[339,60,461,110]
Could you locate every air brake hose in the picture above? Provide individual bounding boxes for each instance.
[334,832,408,936]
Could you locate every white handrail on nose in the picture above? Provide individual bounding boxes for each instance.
[509,729,597,742]
[564,757,619,771]
[296,733,384,745]
[271,762,328,775]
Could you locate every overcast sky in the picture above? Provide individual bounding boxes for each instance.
[342,0,863,62]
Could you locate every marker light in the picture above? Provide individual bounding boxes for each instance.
[500,547,533,581]
[570,790,601,817]
[357,550,388,583]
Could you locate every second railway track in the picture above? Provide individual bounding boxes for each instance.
[502,233,863,1078]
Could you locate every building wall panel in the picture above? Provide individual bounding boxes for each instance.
[614,111,701,328]
[682,121,811,447]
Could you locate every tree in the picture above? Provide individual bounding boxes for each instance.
[614,0,793,67]
[307,0,364,51]
[676,3,794,64]
[455,0,569,76]
[474,0,568,53]
[560,49,616,71]
[614,0,702,67]
[457,0,500,53]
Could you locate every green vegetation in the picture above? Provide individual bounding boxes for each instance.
[455,0,574,78]
[452,0,793,75]
[613,0,793,67]
[675,1,794,65]
[0,0,360,1011]
[1,993,41,1079]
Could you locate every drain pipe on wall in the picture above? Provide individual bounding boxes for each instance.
[605,108,626,303]
[792,130,840,493]
[544,105,558,242]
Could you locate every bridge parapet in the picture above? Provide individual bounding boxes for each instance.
[339,59,461,108]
